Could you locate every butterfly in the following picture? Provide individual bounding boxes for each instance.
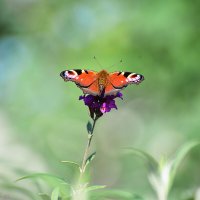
[60,69,144,96]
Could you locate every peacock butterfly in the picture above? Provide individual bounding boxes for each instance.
[60,69,144,96]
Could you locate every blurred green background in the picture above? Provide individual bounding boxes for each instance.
[0,0,200,199]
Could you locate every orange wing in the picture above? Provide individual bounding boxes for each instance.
[60,70,144,96]
[105,71,144,95]
[60,69,100,95]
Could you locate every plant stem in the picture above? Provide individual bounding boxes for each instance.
[80,116,98,175]
[73,118,98,200]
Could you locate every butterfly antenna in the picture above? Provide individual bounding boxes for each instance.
[109,59,123,71]
[93,56,103,70]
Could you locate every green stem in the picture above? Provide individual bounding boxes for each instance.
[80,116,98,175]
[72,116,99,200]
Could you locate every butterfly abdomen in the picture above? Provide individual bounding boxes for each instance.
[97,70,109,94]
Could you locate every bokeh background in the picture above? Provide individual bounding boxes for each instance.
[0,0,200,199]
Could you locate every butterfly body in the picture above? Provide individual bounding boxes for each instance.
[60,69,144,96]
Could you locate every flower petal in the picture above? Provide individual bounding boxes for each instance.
[79,92,123,117]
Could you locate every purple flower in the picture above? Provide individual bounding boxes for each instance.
[79,92,123,119]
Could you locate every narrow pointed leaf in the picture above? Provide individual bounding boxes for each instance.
[124,148,158,172]
[169,141,200,189]
[51,187,59,200]
[85,152,96,168]
[17,173,67,186]
[86,185,106,192]
[17,173,71,197]
[57,184,71,200]
[61,161,81,171]
[87,121,93,134]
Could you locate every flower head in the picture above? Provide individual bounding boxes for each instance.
[79,92,123,119]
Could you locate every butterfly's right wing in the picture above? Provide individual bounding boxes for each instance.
[105,71,144,95]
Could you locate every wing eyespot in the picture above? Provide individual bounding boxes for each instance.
[130,74,137,78]
[127,73,144,83]
[65,70,78,79]
[68,71,75,75]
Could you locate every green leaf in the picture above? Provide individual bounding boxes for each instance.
[17,173,66,186]
[59,185,71,199]
[87,121,93,134]
[17,173,71,197]
[169,141,200,189]
[85,152,96,168]
[124,148,159,172]
[51,187,60,200]
[39,193,51,200]
[61,160,81,172]
[86,185,106,192]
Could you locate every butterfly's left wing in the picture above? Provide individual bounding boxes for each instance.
[105,71,144,95]
[60,69,100,95]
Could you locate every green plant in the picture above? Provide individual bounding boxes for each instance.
[16,91,142,200]
[125,141,200,200]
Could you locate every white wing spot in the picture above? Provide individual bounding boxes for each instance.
[121,80,123,83]
[81,78,83,81]
[66,70,77,79]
